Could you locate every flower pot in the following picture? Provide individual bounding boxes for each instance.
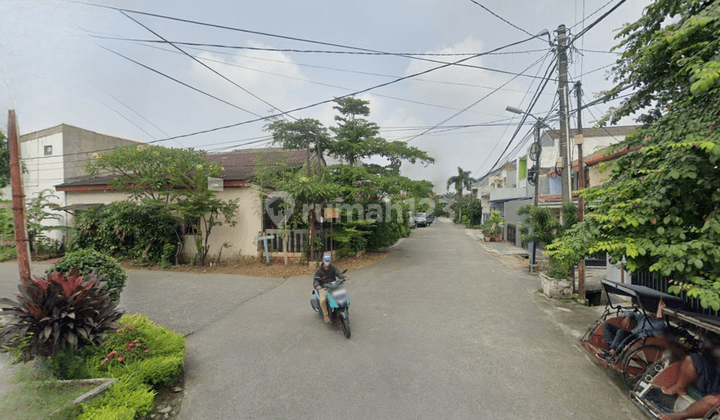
[494,237,501,242]
[484,237,490,242]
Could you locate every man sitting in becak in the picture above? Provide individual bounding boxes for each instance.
[598,299,669,361]
[658,333,720,420]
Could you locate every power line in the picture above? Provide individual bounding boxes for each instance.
[125,35,547,144]
[91,35,549,56]
[472,56,558,178]
[134,41,554,94]
[98,45,263,118]
[469,0,536,38]
[570,0,616,29]
[77,2,552,81]
[134,42,533,116]
[119,11,292,120]
[405,51,553,143]
[477,56,557,178]
[99,88,184,147]
[572,0,628,42]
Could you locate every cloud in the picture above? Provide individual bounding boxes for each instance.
[190,41,311,115]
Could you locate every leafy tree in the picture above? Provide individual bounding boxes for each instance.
[547,0,720,308]
[266,117,332,160]
[446,167,476,198]
[26,189,67,255]
[446,167,477,222]
[0,130,9,192]
[87,146,238,266]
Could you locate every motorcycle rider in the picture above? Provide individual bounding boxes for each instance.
[314,254,349,323]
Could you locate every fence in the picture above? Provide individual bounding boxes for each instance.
[264,229,332,254]
[632,271,720,317]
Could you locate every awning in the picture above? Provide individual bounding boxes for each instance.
[57,203,104,213]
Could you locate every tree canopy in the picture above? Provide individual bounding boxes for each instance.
[547,0,720,308]
[264,97,435,203]
[446,167,476,198]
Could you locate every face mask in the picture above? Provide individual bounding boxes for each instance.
[323,262,330,267]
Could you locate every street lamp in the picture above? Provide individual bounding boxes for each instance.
[506,106,547,273]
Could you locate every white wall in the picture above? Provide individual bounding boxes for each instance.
[20,132,67,243]
[65,187,263,261]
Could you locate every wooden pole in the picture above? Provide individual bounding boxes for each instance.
[8,110,31,281]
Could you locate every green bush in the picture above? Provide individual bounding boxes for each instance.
[70,202,181,264]
[50,249,127,301]
[78,374,155,420]
[334,223,370,257]
[0,206,13,241]
[0,246,16,262]
[78,314,184,419]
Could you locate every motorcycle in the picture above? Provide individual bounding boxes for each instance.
[311,269,351,338]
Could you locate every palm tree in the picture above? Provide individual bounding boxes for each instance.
[446,167,477,222]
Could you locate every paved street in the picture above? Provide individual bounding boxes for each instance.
[0,220,645,419]
[177,220,644,420]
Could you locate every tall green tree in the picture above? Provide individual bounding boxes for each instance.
[547,0,720,308]
[265,117,332,160]
[87,146,239,266]
[446,166,476,221]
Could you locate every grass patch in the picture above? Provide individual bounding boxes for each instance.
[0,367,94,420]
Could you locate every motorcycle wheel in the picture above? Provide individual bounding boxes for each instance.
[340,310,351,339]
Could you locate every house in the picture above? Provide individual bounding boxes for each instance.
[0,124,141,244]
[55,147,324,262]
[474,125,639,248]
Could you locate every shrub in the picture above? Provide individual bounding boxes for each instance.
[89,314,185,387]
[0,206,13,242]
[0,245,16,262]
[50,249,127,301]
[78,374,155,420]
[0,269,122,361]
[70,202,182,264]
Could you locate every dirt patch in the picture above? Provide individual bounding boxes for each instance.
[489,253,530,271]
[121,251,391,279]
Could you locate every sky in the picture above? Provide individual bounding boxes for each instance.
[0,0,652,193]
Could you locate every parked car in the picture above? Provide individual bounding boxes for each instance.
[425,214,435,225]
[414,212,428,227]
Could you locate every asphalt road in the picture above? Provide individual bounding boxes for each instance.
[175,219,645,420]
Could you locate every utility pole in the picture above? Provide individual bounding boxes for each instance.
[8,110,31,281]
[575,81,586,300]
[530,121,541,273]
[556,24,572,208]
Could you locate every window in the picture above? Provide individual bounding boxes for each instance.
[44,145,53,156]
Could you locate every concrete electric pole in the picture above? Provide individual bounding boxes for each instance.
[556,24,572,207]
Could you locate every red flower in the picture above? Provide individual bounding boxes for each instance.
[103,358,109,363]
[144,350,149,353]
[116,329,122,333]
[117,356,123,362]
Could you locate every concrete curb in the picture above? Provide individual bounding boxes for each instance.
[48,377,117,417]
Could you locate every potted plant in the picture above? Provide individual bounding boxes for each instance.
[488,211,504,242]
[481,224,491,241]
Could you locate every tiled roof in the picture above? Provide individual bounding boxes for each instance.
[56,147,314,189]
[208,148,314,181]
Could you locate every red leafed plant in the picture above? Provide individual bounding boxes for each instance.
[0,268,123,359]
